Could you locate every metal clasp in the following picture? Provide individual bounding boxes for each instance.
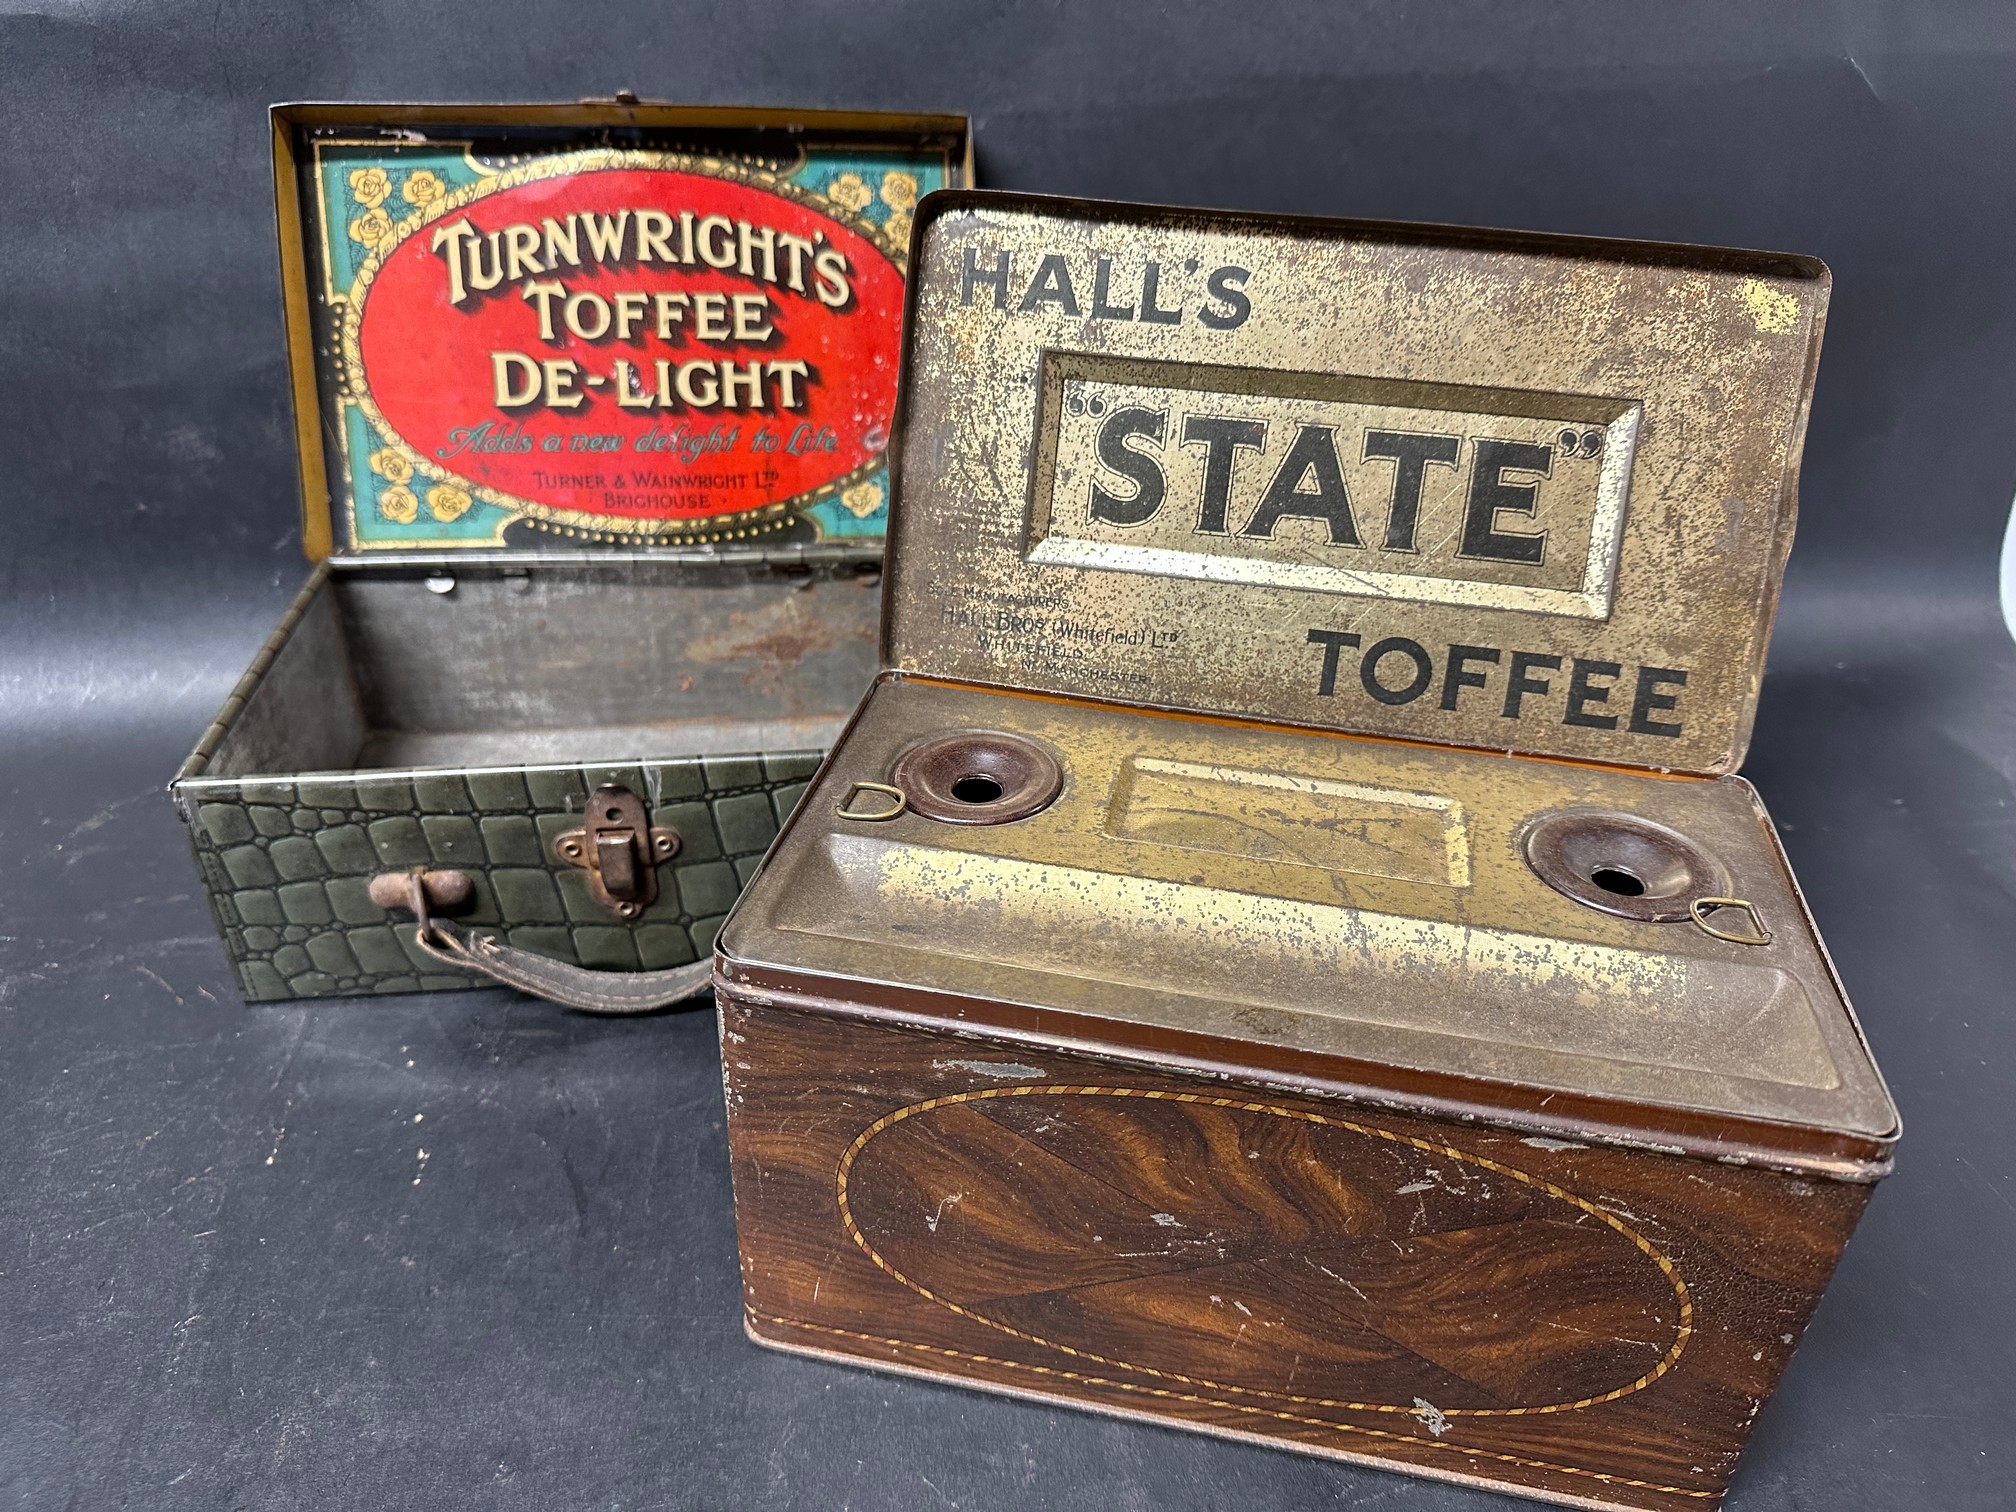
[555,784,680,920]
[834,780,908,822]
[1690,896,1771,946]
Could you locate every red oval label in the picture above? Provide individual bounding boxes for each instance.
[343,153,905,539]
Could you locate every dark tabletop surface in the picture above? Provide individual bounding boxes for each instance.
[3,3,2012,1508]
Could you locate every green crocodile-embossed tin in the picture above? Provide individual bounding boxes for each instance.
[182,754,814,1001]
[173,102,969,1003]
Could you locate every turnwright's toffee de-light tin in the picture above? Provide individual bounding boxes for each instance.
[174,102,968,1007]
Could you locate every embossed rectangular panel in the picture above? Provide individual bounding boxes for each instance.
[1102,757,1469,886]
[1029,355,1640,620]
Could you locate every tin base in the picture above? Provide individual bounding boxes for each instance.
[721,994,1873,1512]
[171,556,880,1001]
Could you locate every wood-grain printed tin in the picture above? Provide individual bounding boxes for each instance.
[714,191,1897,1509]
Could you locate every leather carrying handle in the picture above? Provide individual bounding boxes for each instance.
[372,870,712,1015]
[415,919,713,1014]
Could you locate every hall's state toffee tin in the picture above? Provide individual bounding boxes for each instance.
[714,192,1898,1508]
[172,102,968,1007]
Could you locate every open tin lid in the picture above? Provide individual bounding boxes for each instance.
[275,102,970,562]
[884,191,1828,776]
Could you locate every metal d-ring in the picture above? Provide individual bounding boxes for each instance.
[1690,896,1771,946]
[835,780,908,822]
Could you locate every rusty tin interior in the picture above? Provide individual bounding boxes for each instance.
[714,192,1898,1509]
[171,104,969,1003]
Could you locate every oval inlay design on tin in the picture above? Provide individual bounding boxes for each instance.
[838,1086,1691,1418]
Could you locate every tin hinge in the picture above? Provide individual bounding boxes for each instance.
[554,784,680,920]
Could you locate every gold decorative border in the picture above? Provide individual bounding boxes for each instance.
[1028,354,1642,621]
[335,147,906,544]
[834,1086,1695,1421]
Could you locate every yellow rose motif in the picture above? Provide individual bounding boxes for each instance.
[378,485,419,524]
[426,484,474,522]
[367,447,413,484]
[402,169,447,210]
[879,171,919,212]
[348,208,395,249]
[348,166,392,209]
[827,172,874,214]
[883,210,913,252]
[839,481,884,518]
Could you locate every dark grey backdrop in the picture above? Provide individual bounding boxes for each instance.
[2,4,2011,1508]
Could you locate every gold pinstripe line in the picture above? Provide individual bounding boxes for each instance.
[752,1310,1716,1501]
[833,1085,1693,1422]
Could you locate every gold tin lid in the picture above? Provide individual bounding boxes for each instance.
[883,192,1828,776]
[273,102,970,562]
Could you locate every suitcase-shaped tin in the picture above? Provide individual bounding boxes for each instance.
[715,192,1899,1507]
[172,102,969,1007]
